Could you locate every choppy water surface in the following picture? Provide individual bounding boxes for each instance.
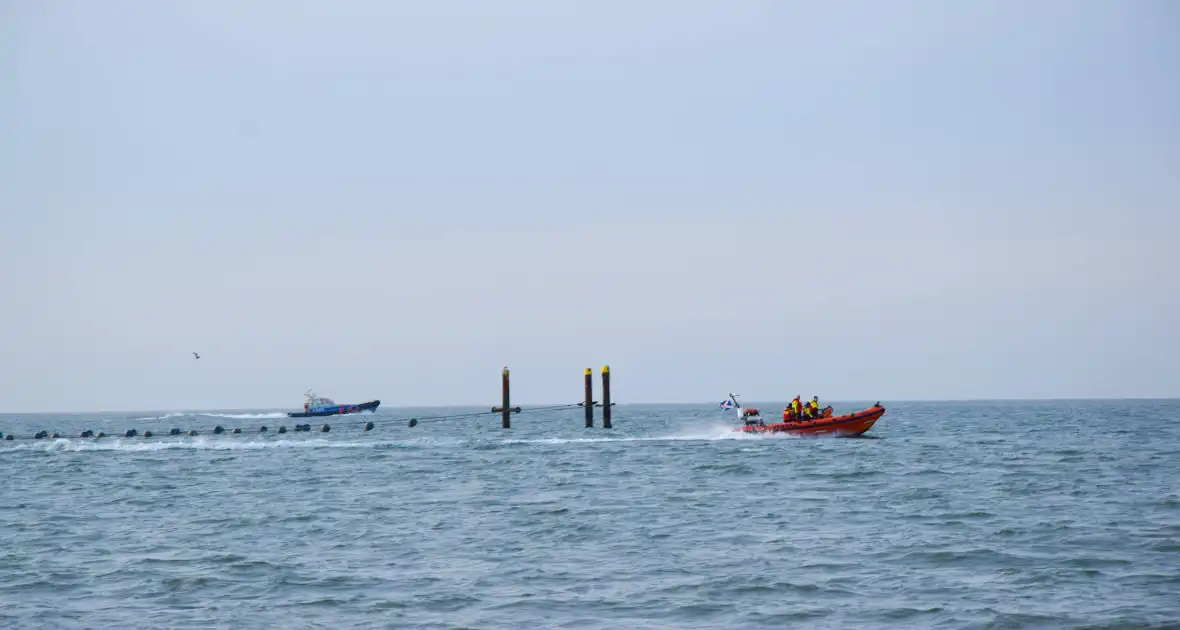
[2,400,1178,629]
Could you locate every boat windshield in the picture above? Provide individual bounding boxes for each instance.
[303,391,337,410]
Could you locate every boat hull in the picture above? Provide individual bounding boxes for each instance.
[288,399,381,418]
[735,404,885,437]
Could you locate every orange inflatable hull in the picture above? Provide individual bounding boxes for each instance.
[734,404,885,437]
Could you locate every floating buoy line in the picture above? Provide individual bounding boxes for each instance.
[1,421,365,441]
[2,365,621,440]
[0,404,598,441]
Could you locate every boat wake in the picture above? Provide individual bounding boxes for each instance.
[130,412,189,421]
[195,412,287,420]
[503,421,798,446]
[1,418,795,455]
[130,411,287,422]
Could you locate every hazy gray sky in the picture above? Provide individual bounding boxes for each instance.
[2,1,1177,412]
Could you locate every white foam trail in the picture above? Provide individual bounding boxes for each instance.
[664,418,798,441]
[503,422,797,446]
[0,421,795,455]
[126,411,287,422]
[194,412,287,419]
[131,412,189,421]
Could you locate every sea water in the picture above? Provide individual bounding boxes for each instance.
[1,400,1178,628]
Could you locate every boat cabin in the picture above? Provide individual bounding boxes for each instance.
[303,391,338,413]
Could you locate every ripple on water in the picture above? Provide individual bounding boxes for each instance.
[1,401,1179,628]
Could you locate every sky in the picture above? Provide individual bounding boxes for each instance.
[1,0,1178,412]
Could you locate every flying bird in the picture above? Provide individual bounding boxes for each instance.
[193,352,200,359]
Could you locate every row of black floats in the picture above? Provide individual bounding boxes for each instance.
[2,421,383,440]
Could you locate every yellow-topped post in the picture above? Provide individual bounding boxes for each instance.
[584,368,594,428]
[601,364,612,429]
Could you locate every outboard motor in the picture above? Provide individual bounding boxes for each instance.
[742,408,763,426]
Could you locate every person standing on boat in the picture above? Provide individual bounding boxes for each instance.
[788,395,802,422]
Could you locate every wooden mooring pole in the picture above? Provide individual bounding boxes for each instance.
[500,366,511,428]
[602,364,612,429]
[488,366,522,428]
[584,368,594,428]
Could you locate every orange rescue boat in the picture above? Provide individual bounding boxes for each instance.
[734,403,885,437]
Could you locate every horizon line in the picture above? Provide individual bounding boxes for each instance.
[2,395,1178,415]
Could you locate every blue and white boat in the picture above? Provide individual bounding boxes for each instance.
[288,390,381,418]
